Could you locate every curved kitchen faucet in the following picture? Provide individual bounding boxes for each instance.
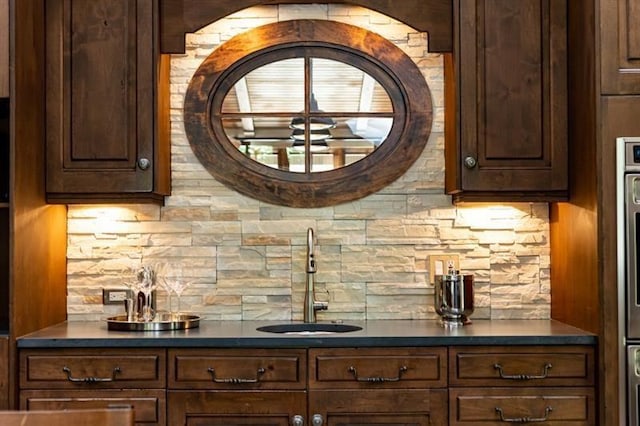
[304,228,328,322]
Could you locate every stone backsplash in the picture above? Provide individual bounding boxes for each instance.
[65,5,550,321]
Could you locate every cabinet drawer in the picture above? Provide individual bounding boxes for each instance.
[449,346,595,387]
[449,387,596,425]
[20,389,165,426]
[168,348,306,390]
[309,347,447,389]
[20,349,166,389]
[310,388,448,422]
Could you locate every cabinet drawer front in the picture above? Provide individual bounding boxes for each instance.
[309,348,447,389]
[20,389,166,425]
[20,349,166,389]
[450,346,595,386]
[168,349,306,389]
[450,387,595,425]
[168,390,306,425]
[310,388,448,419]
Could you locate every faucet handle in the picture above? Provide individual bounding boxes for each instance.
[314,301,328,312]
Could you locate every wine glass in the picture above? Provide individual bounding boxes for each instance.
[137,265,157,322]
[157,262,191,319]
[118,263,144,322]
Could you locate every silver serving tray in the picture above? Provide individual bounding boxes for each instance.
[106,313,200,331]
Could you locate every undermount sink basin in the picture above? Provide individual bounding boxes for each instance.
[256,323,363,334]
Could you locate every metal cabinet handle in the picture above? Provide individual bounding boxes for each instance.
[347,365,408,382]
[311,414,324,426]
[495,406,553,423]
[62,366,121,383]
[463,156,477,169]
[493,363,552,380]
[291,415,304,426]
[207,367,266,383]
[137,158,151,170]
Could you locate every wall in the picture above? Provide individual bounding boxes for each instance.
[66,5,551,322]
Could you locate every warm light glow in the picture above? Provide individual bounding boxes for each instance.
[455,203,537,229]
[72,205,141,233]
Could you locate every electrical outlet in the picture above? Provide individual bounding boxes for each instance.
[102,289,131,305]
[429,254,460,284]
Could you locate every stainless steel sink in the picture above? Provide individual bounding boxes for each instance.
[256,323,362,334]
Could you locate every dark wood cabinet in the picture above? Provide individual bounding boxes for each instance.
[448,346,596,425]
[308,348,448,425]
[20,348,167,425]
[600,0,640,94]
[19,343,596,426]
[45,0,170,203]
[168,391,306,425]
[168,348,307,425]
[445,0,568,202]
[5,0,69,409]
[309,389,448,426]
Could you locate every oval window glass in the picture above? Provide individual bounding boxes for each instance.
[221,57,394,173]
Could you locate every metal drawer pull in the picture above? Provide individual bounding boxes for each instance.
[207,367,266,383]
[347,365,408,382]
[495,406,553,423]
[62,366,121,383]
[493,363,552,380]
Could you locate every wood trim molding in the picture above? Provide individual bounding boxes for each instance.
[159,0,453,54]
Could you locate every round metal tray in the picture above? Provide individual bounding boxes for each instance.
[106,313,201,331]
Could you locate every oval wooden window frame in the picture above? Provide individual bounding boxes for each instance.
[184,19,433,207]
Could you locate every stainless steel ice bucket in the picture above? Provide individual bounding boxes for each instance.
[434,273,474,326]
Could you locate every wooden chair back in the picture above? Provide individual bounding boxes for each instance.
[0,407,134,426]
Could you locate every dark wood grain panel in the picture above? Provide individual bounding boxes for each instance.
[0,0,8,97]
[68,0,134,161]
[482,0,542,159]
[309,389,448,426]
[450,346,595,387]
[0,208,8,332]
[450,387,596,425]
[309,347,447,389]
[45,0,170,202]
[20,349,166,389]
[160,0,453,53]
[167,390,306,425]
[447,0,568,200]
[169,348,306,390]
[0,407,134,426]
[630,0,640,59]
[11,0,68,409]
[599,96,640,426]
[0,335,8,409]
[21,390,162,425]
[601,0,640,93]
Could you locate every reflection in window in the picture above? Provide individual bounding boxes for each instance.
[221,57,394,173]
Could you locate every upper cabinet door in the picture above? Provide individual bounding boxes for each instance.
[0,0,8,98]
[45,0,170,203]
[601,0,640,94]
[446,0,568,202]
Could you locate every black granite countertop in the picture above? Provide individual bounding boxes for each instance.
[16,319,596,349]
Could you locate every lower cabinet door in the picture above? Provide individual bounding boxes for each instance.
[449,387,596,425]
[20,389,166,426]
[168,390,306,425]
[309,389,448,426]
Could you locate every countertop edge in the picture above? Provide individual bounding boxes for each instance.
[16,319,597,349]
